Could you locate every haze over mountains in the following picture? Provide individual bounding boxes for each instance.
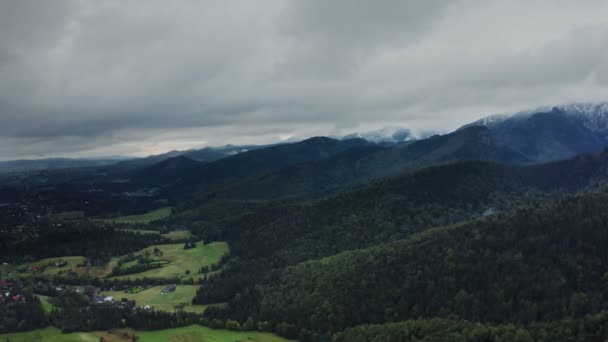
[0,144,267,174]
[339,127,415,144]
[5,102,607,215]
[3,102,608,176]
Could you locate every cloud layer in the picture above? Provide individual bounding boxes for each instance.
[1,0,608,159]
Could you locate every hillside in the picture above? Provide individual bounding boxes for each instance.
[127,137,373,193]
[135,156,205,187]
[192,137,373,184]
[220,150,608,263]
[181,126,530,205]
[191,151,608,321]
[115,144,268,170]
[333,315,608,342]
[259,191,608,337]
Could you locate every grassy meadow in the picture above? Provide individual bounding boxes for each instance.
[9,256,87,278]
[2,240,227,281]
[161,230,193,241]
[0,326,292,342]
[135,325,292,342]
[0,327,99,342]
[100,285,215,313]
[3,255,118,279]
[111,241,229,280]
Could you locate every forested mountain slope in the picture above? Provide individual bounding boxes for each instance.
[220,150,608,264]
[130,137,373,191]
[171,125,532,225]
[192,137,372,183]
[194,126,530,202]
[193,151,608,331]
[333,315,608,342]
[259,191,608,338]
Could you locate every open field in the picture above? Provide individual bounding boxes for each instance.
[90,257,121,278]
[0,327,98,342]
[18,256,87,277]
[135,325,292,342]
[0,326,292,342]
[100,285,217,313]
[103,207,172,224]
[111,241,229,280]
[161,230,193,240]
[2,240,225,281]
[3,255,118,279]
[118,228,160,235]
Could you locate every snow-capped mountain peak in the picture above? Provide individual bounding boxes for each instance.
[465,102,608,129]
[509,102,608,118]
[558,102,608,116]
[508,102,608,133]
[556,102,608,133]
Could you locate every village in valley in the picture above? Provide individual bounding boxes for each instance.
[0,180,243,340]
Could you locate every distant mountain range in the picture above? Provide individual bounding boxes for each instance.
[0,144,270,174]
[132,136,372,190]
[113,144,270,170]
[0,158,124,174]
[182,101,608,202]
[2,102,608,174]
[177,125,529,203]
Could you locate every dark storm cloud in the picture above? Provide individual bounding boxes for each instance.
[0,0,607,159]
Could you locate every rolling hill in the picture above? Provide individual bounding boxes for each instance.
[260,191,608,338]
[191,150,608,330]
[179,125,530,205]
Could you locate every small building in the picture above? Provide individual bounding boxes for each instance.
[55,260,68,267]
[161,284,177,294]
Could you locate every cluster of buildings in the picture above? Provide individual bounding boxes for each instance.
[161,284,177,294]
[93,294,116,304]
[0,279,23,305]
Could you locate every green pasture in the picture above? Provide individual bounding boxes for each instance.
[111,241,228,280]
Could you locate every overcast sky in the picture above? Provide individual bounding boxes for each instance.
[1,0,608,160]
